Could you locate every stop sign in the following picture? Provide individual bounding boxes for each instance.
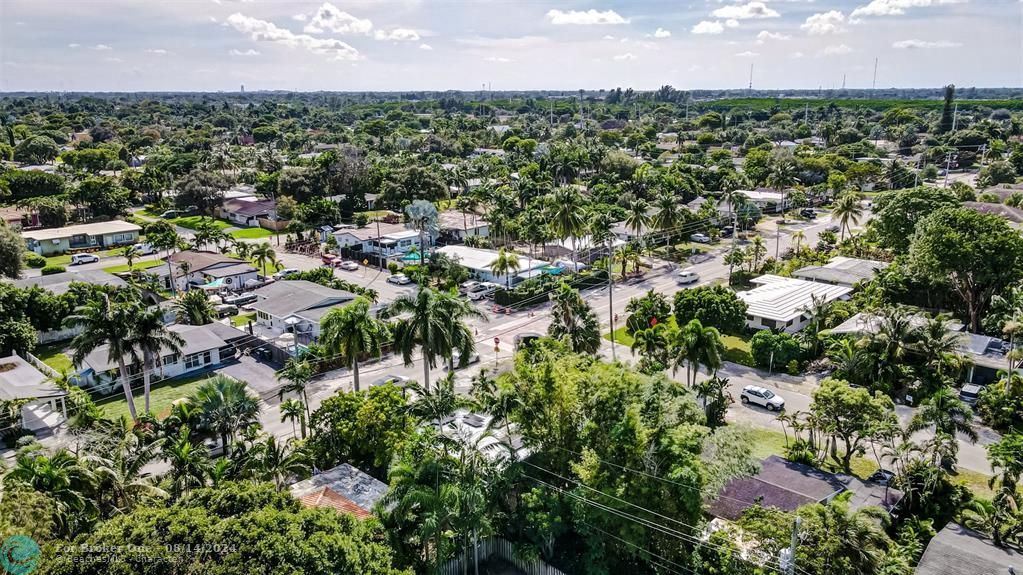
[650,317,658,327]
[494,337,500,345]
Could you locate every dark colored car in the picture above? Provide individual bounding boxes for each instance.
[800,208,817,219]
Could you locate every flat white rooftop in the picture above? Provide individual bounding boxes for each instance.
[737,275,852,323]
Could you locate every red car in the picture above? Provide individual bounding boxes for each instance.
[321,254,339,266]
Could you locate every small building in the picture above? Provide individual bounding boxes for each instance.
[542,234,624,264]
[289,463,389,520]
[250,280,356,341]
[915,522,1020,575]
[962,201,1023,225]
[439,409,530,463]
[163,251,258,292]
[435,245,549,286]
[74,323,234,394]
[219,199,276,228]
[707,455,902,521]
[0,353,67,432]
[13,269,128,296]
[0,206,40,229]
[437,209,489,242]
[731,188,789,214]
[792,256,889,288]
[333,222,424,262]
[23,221,142,256]
[737,275,852,333]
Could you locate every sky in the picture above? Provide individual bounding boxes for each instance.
[1,0,1021,92]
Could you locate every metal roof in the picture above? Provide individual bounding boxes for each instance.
[0,354,65,401]
[737,275,852,323]
[22,220,141,241]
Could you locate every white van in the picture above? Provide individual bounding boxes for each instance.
[466,282,499,301]
[677,268,700,285]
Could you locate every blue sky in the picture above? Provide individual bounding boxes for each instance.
[1,0,1020,91]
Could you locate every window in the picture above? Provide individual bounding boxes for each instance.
[162,353,178,366]
[761,318,777,329]
[185,353,201,369]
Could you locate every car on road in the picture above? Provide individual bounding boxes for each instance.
[446,350,481,370]
[272,268,300,280]
[677,268,700,285]
[339,260,359,271]
[321,254,339,266]
[223,293,258,306]
[719,226,734,238]
[514,332,543,351]
[459,281,482,295]
[371,375,409,388]
[825,224,840,234]
[800,208,817,219]
[159,210,180,219]
[959,384,984,406]
[740,385,785,411]
[132,243,157,256]
[387,273,412,285]
[466,282,499,301]
[70,253,100,265]
[690,233,711,244]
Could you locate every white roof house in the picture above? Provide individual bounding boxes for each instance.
[436,245,548,285]
[737,275,852,333]
[21,220,141,243]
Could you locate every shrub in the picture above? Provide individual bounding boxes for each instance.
[40,265,66,275]
[749,330,801,370]
[24,253,46,268]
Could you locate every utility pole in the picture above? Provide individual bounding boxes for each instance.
[780,517,801,575]
[952,102,959,132]
[943,151,954,188]
[748,63,754,96]
[871,56,878,96]
[608,241,617,362]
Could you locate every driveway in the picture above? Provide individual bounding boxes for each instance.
[218,356,283,399]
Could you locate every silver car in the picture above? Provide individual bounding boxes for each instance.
[740,385,785,411]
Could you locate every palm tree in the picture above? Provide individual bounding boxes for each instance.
[163,426,211,498]
[83,426,167,514]
[767,158,799,217]
[651,191,682,247]
[547,282,601,354]
[630,324,669,367]
[488,248,521,289]
[65,295,143,420]
[908,386,978,460]
[832,191,864,241]
[190,375,260,458]
[129,306,184,414]
[4,448,97,535]
[791,230,806,254]
[747,235,767,272]
[693,375,731,429]
[624,197,651,243]
[914,314,963,379]
[670,319,724,386]
[319,297,386,392]
[405,199,439,260]
[244,436,310,490]
[407,374,463,428]
[276,358,313,428]
[549,187,586,269]
[280,398,307,439]
[120,245,136,271]
[172,289,216,325]
[386,288,486,391]
[250,242,279,276]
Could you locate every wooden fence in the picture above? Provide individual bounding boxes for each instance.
[439,538,565,575]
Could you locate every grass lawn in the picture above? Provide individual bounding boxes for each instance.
[34,344,74,375]
[230,227,274,239]
[95,372,215,421]
[43,248,120,267]
[721,333,754,367]
[102,259,165,274]
[231,312,256,327]
[605,326,635,346]
[171,216,233,231]
[361,210,392,219]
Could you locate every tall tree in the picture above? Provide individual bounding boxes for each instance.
[129,306,184,414]
[320,297,387,392]
[0,221,24,279]
[549,187,586,269]
[939,84,956,134]
[832,191,864,242]
[172,289,216,325]
[250,243,279,277]
[405,199,439,259]
[908,386,977,468]
[190,375,260,458]
[547,282,601,354]
[488,248,521,289]
[277,358,313,429]
[65,295,142,420]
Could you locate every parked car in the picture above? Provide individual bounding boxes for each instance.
[825,224,841,234]
[387,273,412,285]
[959,384,984,406]
[719,226,734,238]
[70,253,100,265]
[446,350,481,370]
[466,282,499,301]
[159,210,180,219]
[272,268,300,280]
[223,293,258,306]
[371,375,409,388]
[799,208,817,219]
[514,332,543,351]
[132,243,157,256]
[740,385,786,411]
[214,304,239,318]
[677,268,700,285]
[459,281,482,295]
[339,260,359,271]
[690,233,711,244]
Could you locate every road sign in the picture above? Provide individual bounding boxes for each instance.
[494,337,500,345]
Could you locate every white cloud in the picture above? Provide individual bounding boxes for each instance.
[226,13,361,61]
[103,57,123,63]
[484,56,511,63]
[790,51,805,58]
[613,52,636,61]
[801,11,846,35]
[602,35,616,40]
[303,3,373,35]
[229,48,261,56]
[457,36,548,49]
[68,43,80,49]
[756,30,790,43]
[892,38,962,49]
[711,2,780,19]
[418,43,433,50]
[292,14,308,22]
[725,19,740,27]
[691,20,725,34]
[92,44,113,50]
[545,9,629,25]
[653,27,671,38]
[820,43,853,55]
[373,28,420,41]
[735,50,760,57]
[145,48,172,55]
[850,0,965,21]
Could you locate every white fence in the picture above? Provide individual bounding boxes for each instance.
[439,538,565,575]
[24,351,62,379]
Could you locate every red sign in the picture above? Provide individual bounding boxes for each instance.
[494,337,500,345]
[650,317,658,327]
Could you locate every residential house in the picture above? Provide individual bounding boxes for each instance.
[707,455,903,521]
[438,209,489,242]
[737,275,852,333]
[439,409,530,463]
[962,201,1023,225]
[219,199,276,228]
[23,221,141,256]
[333,222,426,263]
[162,251,258,292]
[435,245,549,286]
[250,280,356,341]
[542,234,624,264]
[13,269,128,296]
[915,522,1020,575]
[0,353,67,432]
[0,206,40,229]
[792,256,889,288]
[828,312,1011,385]
[74,323,235,394]
[731,188,789,214]
[289,463,389,520]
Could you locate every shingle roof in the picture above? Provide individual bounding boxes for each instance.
[81,324,228,374]
[792,257,889,287]
[166,251,249,273]
[298,487,373,519]
[707,456,847,520]
[250,280,355,317]
[333,222,408,242]
[222,199,275,217]
[12,270,127,295]
[738,275,852,323]
[203,263,258,278]
[289,463,388,518]
[916,523,1021,575]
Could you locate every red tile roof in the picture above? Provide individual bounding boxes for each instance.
[298,486,373,519]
